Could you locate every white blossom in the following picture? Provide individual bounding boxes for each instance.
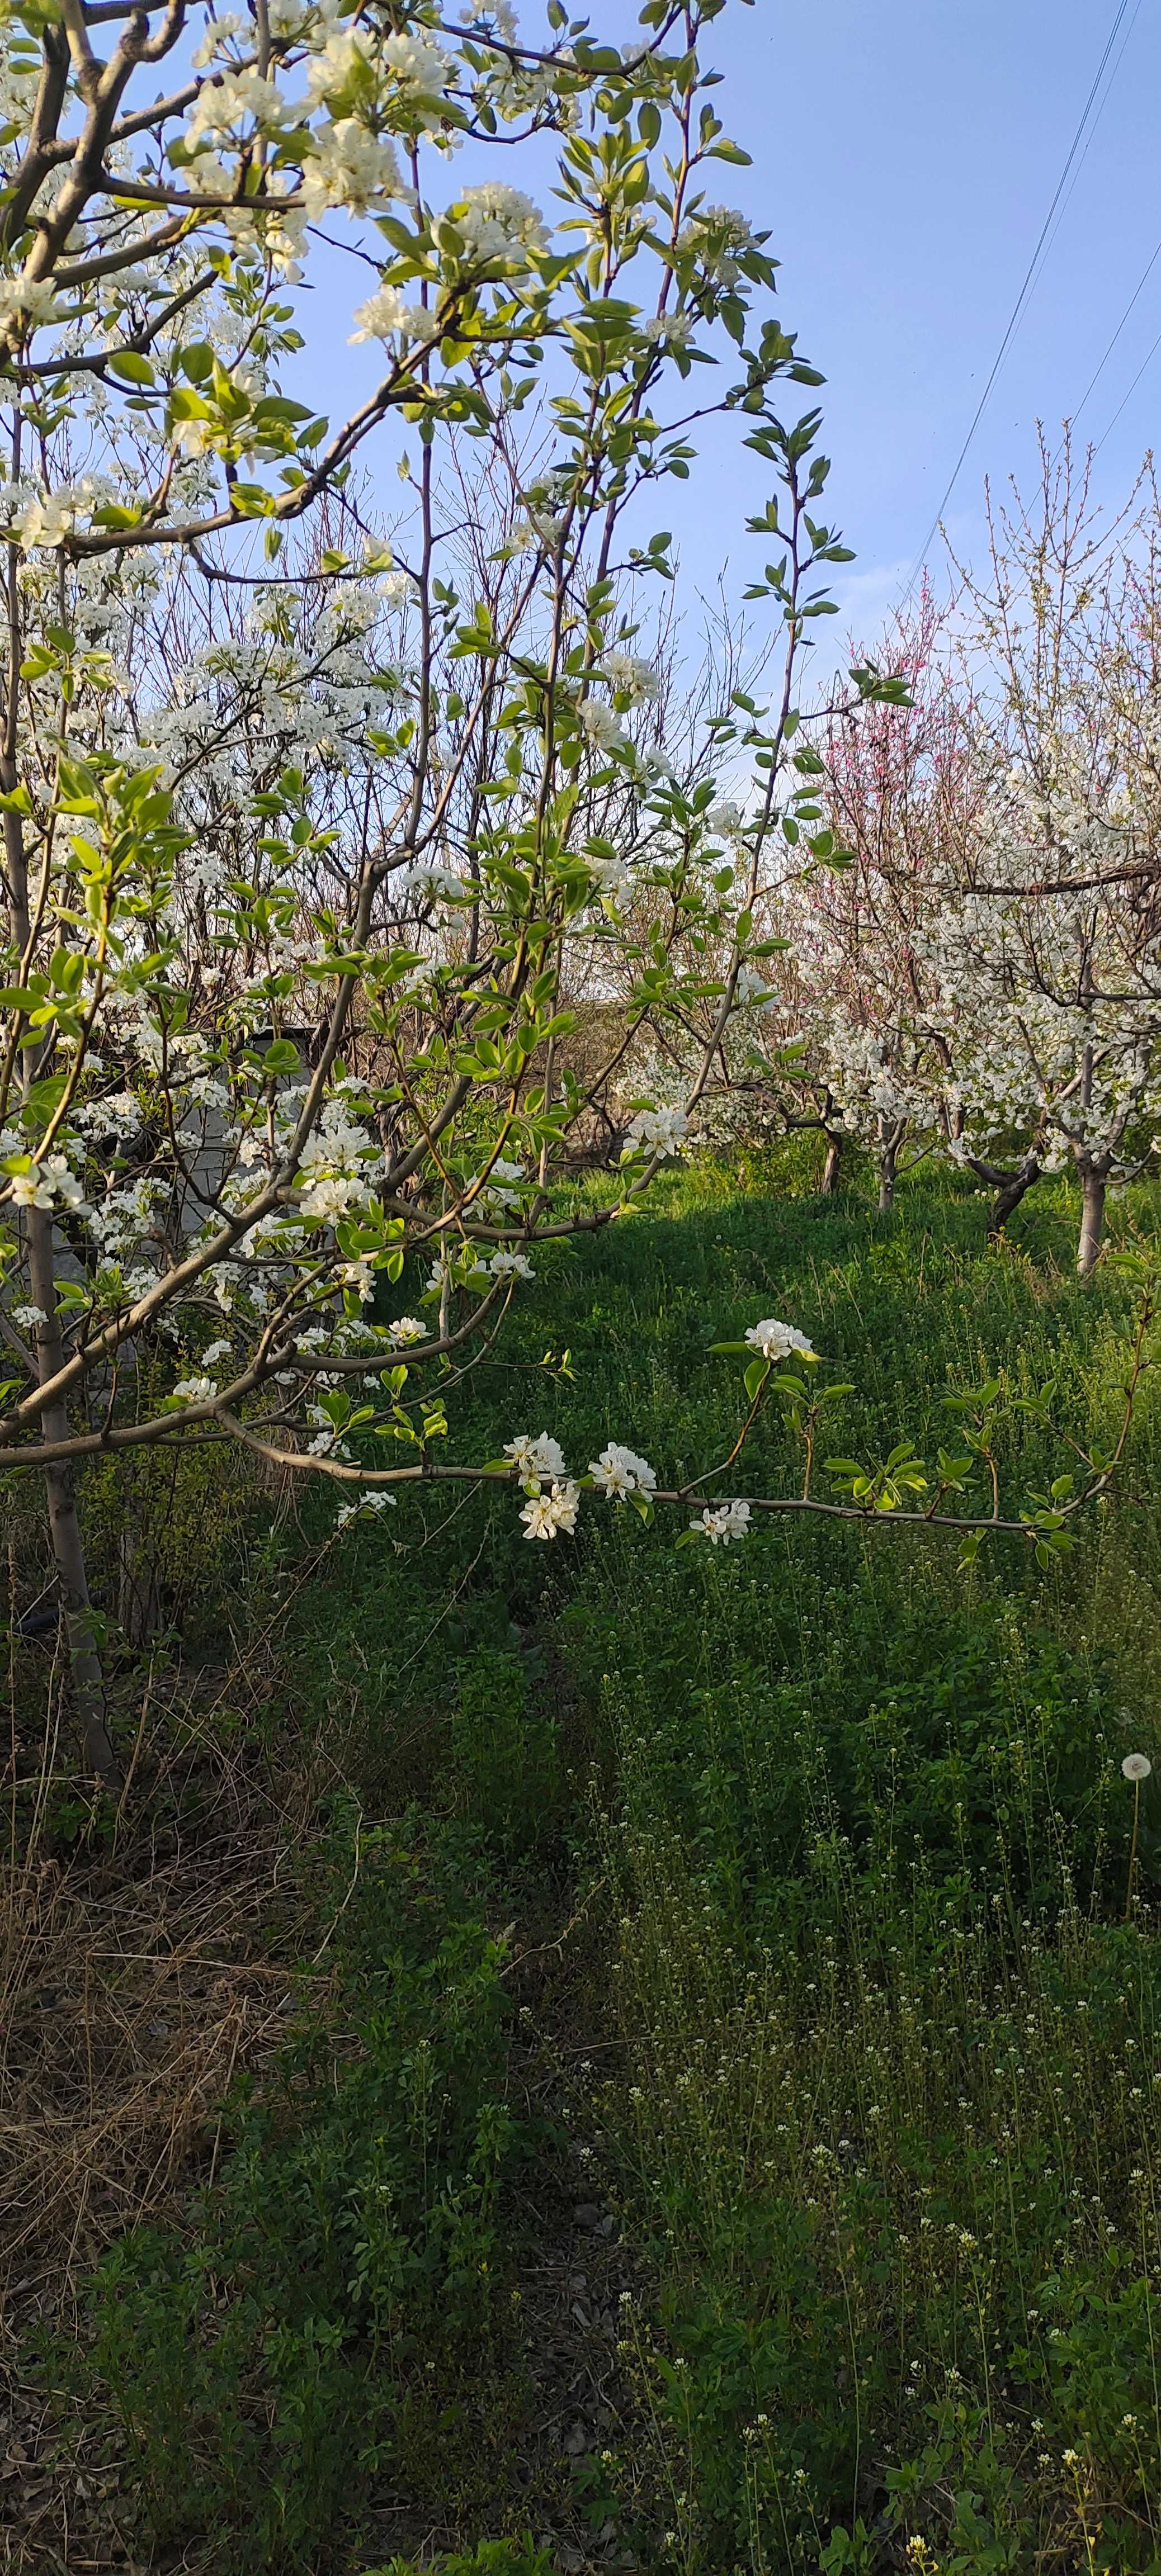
[745,1317,815,1363]
[579,697,628,755]
[381,30,455,96]
[300,121,403,217]
[705,800,743,837]
[7,1154,87,1211]
[679,204,759,286]
[624,1104,689,1157]
[449,181,545,266]
[191,14,243,68]
[0,277,62,333]
[690,1498,751,1544]
[589,1442,655,1499]
[488,1248,535,1279]
[350,286,440,345]
[336,1488,397,1527]
[387,1314,426,1345]
[395,858,469,902]
[520,1478,580,1540]
[600,650,660,705]
[186,68,290,146]
[506,1429,567,1483]
[642,311,693,350]
[733,966,775,1009]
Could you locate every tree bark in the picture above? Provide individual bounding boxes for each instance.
[877,1147,897,1214]
[987,1157,1041,1243]
[1077,1165,1107,1282]
[820,1133,842,1195]
[25,1208,121,1784]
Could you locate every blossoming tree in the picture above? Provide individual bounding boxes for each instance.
[737,594,980,1213]
[0,0,1148,1779]
[932,444,1161,1273]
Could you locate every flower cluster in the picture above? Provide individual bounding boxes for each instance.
[520,1481,580,1541]
[690,1499,751,1545]
[624,1105,690,1158]
[745,1318,815,1364]
[589,1443,655,1500]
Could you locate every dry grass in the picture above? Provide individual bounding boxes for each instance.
[0,1611,336,2574]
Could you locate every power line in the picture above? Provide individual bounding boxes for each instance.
[1092,316,1161,456]
[1069,229,1161,438]
[1018,0,1143,329]
[899,0,1135,604]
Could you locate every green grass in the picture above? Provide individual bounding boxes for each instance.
[74,1155,1161,2573]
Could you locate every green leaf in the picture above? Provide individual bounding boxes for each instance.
[107,350,156,386]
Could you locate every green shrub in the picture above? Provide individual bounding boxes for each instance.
[451,1641,562,1860]
[80,1429,258,1638]
[78,1814,526,2572]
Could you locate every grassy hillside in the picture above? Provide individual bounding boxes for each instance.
[13,1153,1161,2574]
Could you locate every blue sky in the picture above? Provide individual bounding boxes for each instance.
[695,0,1161,651]
[292,1,1161,666]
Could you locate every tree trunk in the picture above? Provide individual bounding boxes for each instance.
[1077,1166,1107,1282]
[26,1208,120,1785]
[987,1157,1041,1243]
[877,1147,896,1215]
[3,468,116,1788]
[820,1133,842,1195]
